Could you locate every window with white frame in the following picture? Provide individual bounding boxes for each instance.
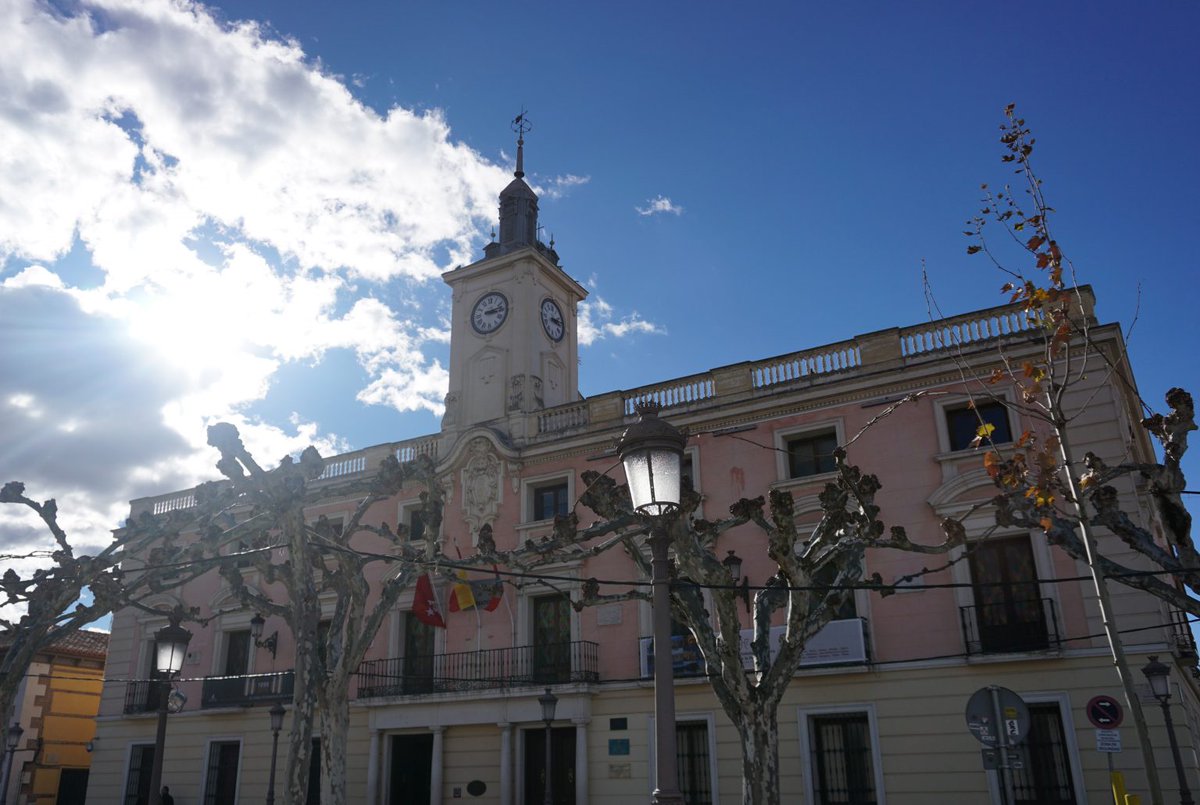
[398,500,428,541]
[942,398,1014,452]
[203,740,241,805]
[522,473,573,523]
[806,711,880,805]
[1011,701,1078,803]
[122,744,155,805]
[775,422,843,481]
[677,720,713,805]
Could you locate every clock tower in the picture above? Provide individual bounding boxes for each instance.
[441,121,587,443]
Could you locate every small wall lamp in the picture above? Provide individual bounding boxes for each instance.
[250,613,279,659]
[722,550,751,614]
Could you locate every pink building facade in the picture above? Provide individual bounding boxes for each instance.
[86,157,1200,805]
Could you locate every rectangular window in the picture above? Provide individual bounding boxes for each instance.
[967,535,1049,653]
[677,721,713,805]
[203,740,241,805]
[531,481,569,521]
[681,454,696,492]
[123,744,155,805]
[786,430,838,478]
[1013,703,1077,803]
[809,713,877,805]
[408,509,426,541]
[945,400,1013,451]
[224,630,252,676]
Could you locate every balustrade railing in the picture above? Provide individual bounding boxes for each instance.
[537,402,590,434]
[200,670,295,708]
[750,342,861,389]
[151,493,196,515]
[624,375,715,415]
[959,597,1060,655]
[396,436,439,463]
[317,456,366,480]
[123,680,164,714]
[356,640,599,698]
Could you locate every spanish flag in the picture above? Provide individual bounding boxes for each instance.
[448,567,504,613]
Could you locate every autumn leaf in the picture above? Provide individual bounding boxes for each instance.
[984,452,1002,478]
[977,422,997,439]
[967,245,982,255]
[1039,517,1053,532]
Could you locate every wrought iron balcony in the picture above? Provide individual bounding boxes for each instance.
[201,670,295,708]
[960,597,1061,655]
[356,641,599,698]
[123,680,164,714]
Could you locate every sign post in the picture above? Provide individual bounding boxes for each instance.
[966,686,1030,805]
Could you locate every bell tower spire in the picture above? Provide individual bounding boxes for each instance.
[486,112,539,259]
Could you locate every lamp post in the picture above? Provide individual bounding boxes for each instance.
[538,687,558,805]
[148,614,192,805]
[266,702,286,805]
[0,722,24,805]
[618,402,687,805]
[1142,656,1195,805]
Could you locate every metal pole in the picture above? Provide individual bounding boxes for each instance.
[989,686,1015,805]
[148,680,170,805]
[650,524,685,805]
[267,723,281,805]
[0,745,16,805]
[1160,699,1195,805]
[542,714,553,805]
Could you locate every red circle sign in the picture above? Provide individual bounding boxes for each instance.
[1087,695,1124,729]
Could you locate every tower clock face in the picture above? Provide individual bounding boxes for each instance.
[471,291,509,334]
[540,298,565,342]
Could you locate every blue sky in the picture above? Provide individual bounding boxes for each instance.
[1,0,1197,568]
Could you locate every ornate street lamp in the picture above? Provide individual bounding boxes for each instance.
[1142,656,1195,805]
[538,687,558,805]
[0,722,24,805]
[618,401,686,805]
[149,614,192,805]
[266,702,286,805]
[250,613,279,659]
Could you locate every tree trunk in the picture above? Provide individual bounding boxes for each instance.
[318,682,351,805]
[284,656,318,805]
[736,706,781,805]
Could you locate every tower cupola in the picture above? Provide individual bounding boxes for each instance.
[485,113,543,259]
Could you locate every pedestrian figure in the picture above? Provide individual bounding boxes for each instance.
[161,786,175,805]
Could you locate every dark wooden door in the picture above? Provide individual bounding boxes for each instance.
[403,616,435,693]
[969,536,1047,652]
[532,595,570,682]
[524,727,575,805]
[389,734,433,805]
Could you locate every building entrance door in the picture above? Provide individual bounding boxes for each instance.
[388,734,433,805]
[523,726,575,805]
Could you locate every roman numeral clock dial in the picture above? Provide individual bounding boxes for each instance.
[540,297,565,342]
[471,291,509,335]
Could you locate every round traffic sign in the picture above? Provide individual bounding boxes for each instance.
[965,686,1030,748]
[1086,695,1123,729]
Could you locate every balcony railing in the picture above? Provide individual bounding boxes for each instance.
[356,641,599,698]
[201,671,295,708]
[123,680,164,714]
[960,597,1061,655]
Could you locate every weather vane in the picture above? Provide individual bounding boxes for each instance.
[511,109,532,138]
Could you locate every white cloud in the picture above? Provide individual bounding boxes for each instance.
[0,0,511,564]
[577,296,664,346]
[635,195,683,216]
[539,173,590,200]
